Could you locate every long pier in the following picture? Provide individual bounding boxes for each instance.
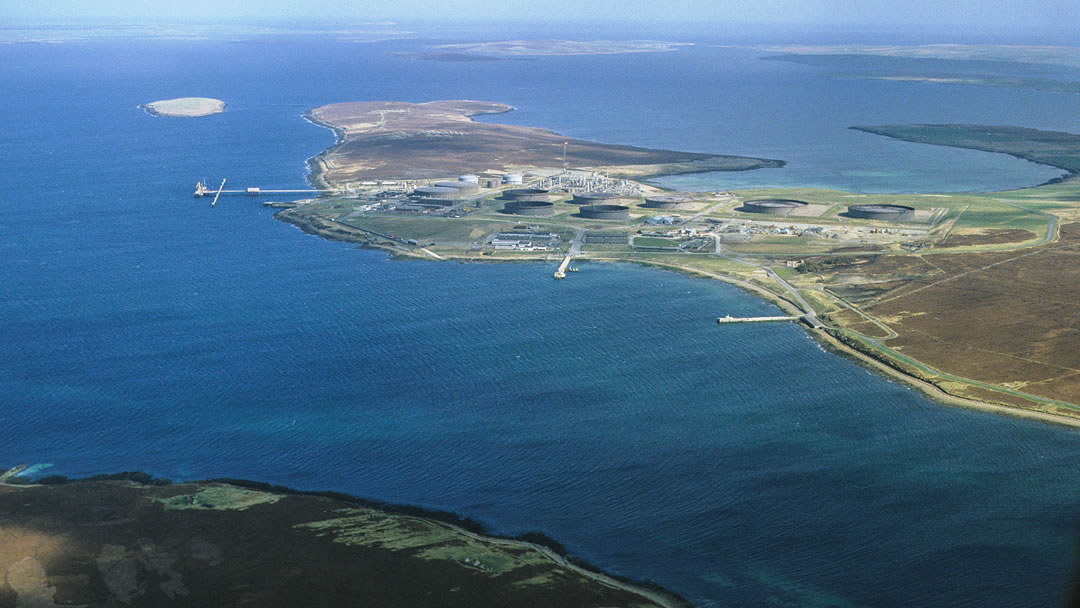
[717,314,824,329]
[554,228,587,279]
[554,255,574,279]
[195,180,339,198]
[717,315,799,324]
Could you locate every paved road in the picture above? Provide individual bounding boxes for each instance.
[568,228,586,255]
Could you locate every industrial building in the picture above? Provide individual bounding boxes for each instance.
[409,185,468,206]
[740,199,809,215]
[646,215,679,225]
[490,231,561,250]
[845,204,916,221]
[583,232,629,245]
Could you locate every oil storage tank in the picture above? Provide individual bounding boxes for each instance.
[434,180,481,192]
[845,204,915,221]
[502,173,524,185]
[571,191,637,205]
[642,194,695,209]
[502,200,555,216]
[411,185,465,205]
[579,204,630,220]
[502,188,552,201]
[740,198,808,215]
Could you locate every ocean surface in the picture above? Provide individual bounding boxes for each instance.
[2,25,1080,607]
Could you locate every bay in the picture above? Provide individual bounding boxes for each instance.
[1,29,1079,607]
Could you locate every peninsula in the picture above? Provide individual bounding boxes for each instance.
[305,100,782,185]
[143,97,226,118]
[0,474,688,608]
[274,106,1080,426]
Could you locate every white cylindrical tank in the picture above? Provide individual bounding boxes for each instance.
[458,174,479,183]
[502,173,523,185]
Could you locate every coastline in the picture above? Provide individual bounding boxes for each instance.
[276,206,1080,429]
[849,125,1080,188]
[286,114,1080,427]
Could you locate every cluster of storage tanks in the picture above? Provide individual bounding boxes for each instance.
[738,198,915,222]
[500,188,556,216]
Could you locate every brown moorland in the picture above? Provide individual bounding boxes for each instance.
[306,100,782,184]
[823,223,1080,406]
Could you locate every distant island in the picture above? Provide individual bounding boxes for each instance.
[143,97,226,118]
[760,44,1080,94]
[0,474,688,608]
[305,100,781,185]
[397,39,692,60]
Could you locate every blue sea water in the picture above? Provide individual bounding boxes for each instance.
[2,28,1080,607]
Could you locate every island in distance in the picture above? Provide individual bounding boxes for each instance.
[142,97,226,118]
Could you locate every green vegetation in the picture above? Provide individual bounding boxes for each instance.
[852,124,1080,174]
[159,485,283,511]
[633,236,681,248]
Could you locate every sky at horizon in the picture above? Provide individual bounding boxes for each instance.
[1,0,1078,33]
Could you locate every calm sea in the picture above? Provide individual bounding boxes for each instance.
[2,27,1079,607]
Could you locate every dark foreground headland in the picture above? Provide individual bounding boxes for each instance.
[306,100,783,185]
[0,474,690,608]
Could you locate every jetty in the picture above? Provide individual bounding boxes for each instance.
[195,180,340,199]
[555,228,587,279]
[717,314,799,324]
[717,314,825,329]
[554,254,574,279]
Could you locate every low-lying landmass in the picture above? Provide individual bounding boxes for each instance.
[760,44,1080,94]
[0,472,688,608]
[850,124,1080,174]
[398,39,692,60]
[305,100,781,184]
[275,106,1080,425]
[143,97,226,118]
